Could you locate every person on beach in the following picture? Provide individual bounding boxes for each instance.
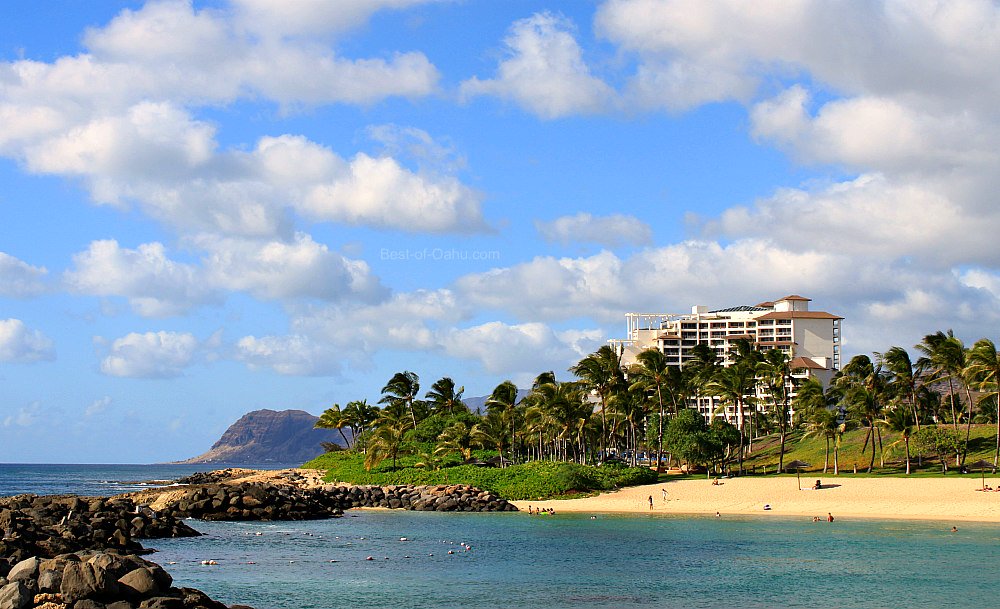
[648,495,653,509]
[661,488,667,501]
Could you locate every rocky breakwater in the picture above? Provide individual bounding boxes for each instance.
[0,496,199,563]
[152,480,516,521]
[326,483,517,512]
[0,551,249,609]
[161,482,343,521]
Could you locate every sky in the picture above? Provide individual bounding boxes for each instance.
[2,0,1000,463]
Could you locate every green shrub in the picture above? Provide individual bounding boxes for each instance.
[302,452,657,500]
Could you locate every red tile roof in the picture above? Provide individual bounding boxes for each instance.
[779,294,811,301]
[790,356,827,370]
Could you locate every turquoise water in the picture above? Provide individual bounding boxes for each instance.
[152,511,1000,609]
[3,464,999,608]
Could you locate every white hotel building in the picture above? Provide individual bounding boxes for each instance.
[609,295,842,421]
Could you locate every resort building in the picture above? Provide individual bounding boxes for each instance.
[608,295,843,422]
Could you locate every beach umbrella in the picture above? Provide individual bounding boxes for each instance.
[966,459,995,488]
[784,460,811,490]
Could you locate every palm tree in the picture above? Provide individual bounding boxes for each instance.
[364,404,412,471]
[315,404,352,448]
[486,380,521,464]
[880,346,924,433]
[688,343,722,423]
[916,331,974,465]
[878,405,914,474]
[342,399,378,451]
[628,348,671,472]
[837,354,888,472]
[471,411,508,465]
[380,371,423,429]
[435,421,474,461]
[571,346,625,460]
[967,339,1000,467]
[759,349,792,472]
[531,379,588,462]
[425,377,467,416]
[709,361,755,474]
[802,406,844,474]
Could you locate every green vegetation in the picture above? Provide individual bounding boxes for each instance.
[305,328,1000,500]
[303,450,656,500]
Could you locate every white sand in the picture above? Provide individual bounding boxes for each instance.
[512,476,1000,522]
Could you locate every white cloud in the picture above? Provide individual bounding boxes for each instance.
[0,252,48,297]
[231,0,440,39]
[535,212,652,247]
[301,152,488,233]
[99,330,199,378]
[234,334,341,376]
[0,319,56,363]
[64,239,218,317]
[705,174,1000,268]
[3,402,42,428]
[443,322,604,375]
[196,233,387,303]
[85,396,112,417]
[460,12,615,118]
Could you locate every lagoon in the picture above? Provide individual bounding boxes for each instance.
[153,511,1000,609]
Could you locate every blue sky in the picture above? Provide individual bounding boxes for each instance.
[3,0,1000,463]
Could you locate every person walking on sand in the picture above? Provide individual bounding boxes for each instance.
[648,495,653,510]
[661,488,667,502]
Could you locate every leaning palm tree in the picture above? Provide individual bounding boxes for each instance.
[425,377,467,416]
[967,339,1000,467]
[315,404,352,448]
[380,371,423,429]
[878,405,914,474]
[571,346,625,461]
[802,406,843,474]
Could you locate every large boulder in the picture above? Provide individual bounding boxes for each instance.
[0,581,31,609]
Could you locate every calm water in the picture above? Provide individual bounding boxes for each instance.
[0,463,300,497]
[3,465,999,608]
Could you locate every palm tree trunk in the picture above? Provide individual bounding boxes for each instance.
[904,436,911,475]
[962,385,975,467]
[824,436,830,473]
[995,392,1000,468]
[833,440,840,475]
[655,385,665,473]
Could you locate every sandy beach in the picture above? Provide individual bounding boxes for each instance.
[512,476,1000,523]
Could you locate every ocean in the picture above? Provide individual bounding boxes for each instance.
[3,464,999,609]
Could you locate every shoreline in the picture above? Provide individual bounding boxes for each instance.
[511,476,1000,523]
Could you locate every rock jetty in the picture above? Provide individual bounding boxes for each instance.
[0,496,199,563]
[156,482,516,521]
[0,551,246,609]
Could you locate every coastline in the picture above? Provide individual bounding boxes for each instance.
[511,476,1000,523]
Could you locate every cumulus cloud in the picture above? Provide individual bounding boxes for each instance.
[237,291,603,377]
[0,319,56,363]
[0,252,48,297]
[535,212,652,247]
[461,12,615,118]
[234,334,341,376]
[231,0,440,39]
[196,233,387,303]
[0,1,483,239]
[64,239,218,317]
[99,331,199,378]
